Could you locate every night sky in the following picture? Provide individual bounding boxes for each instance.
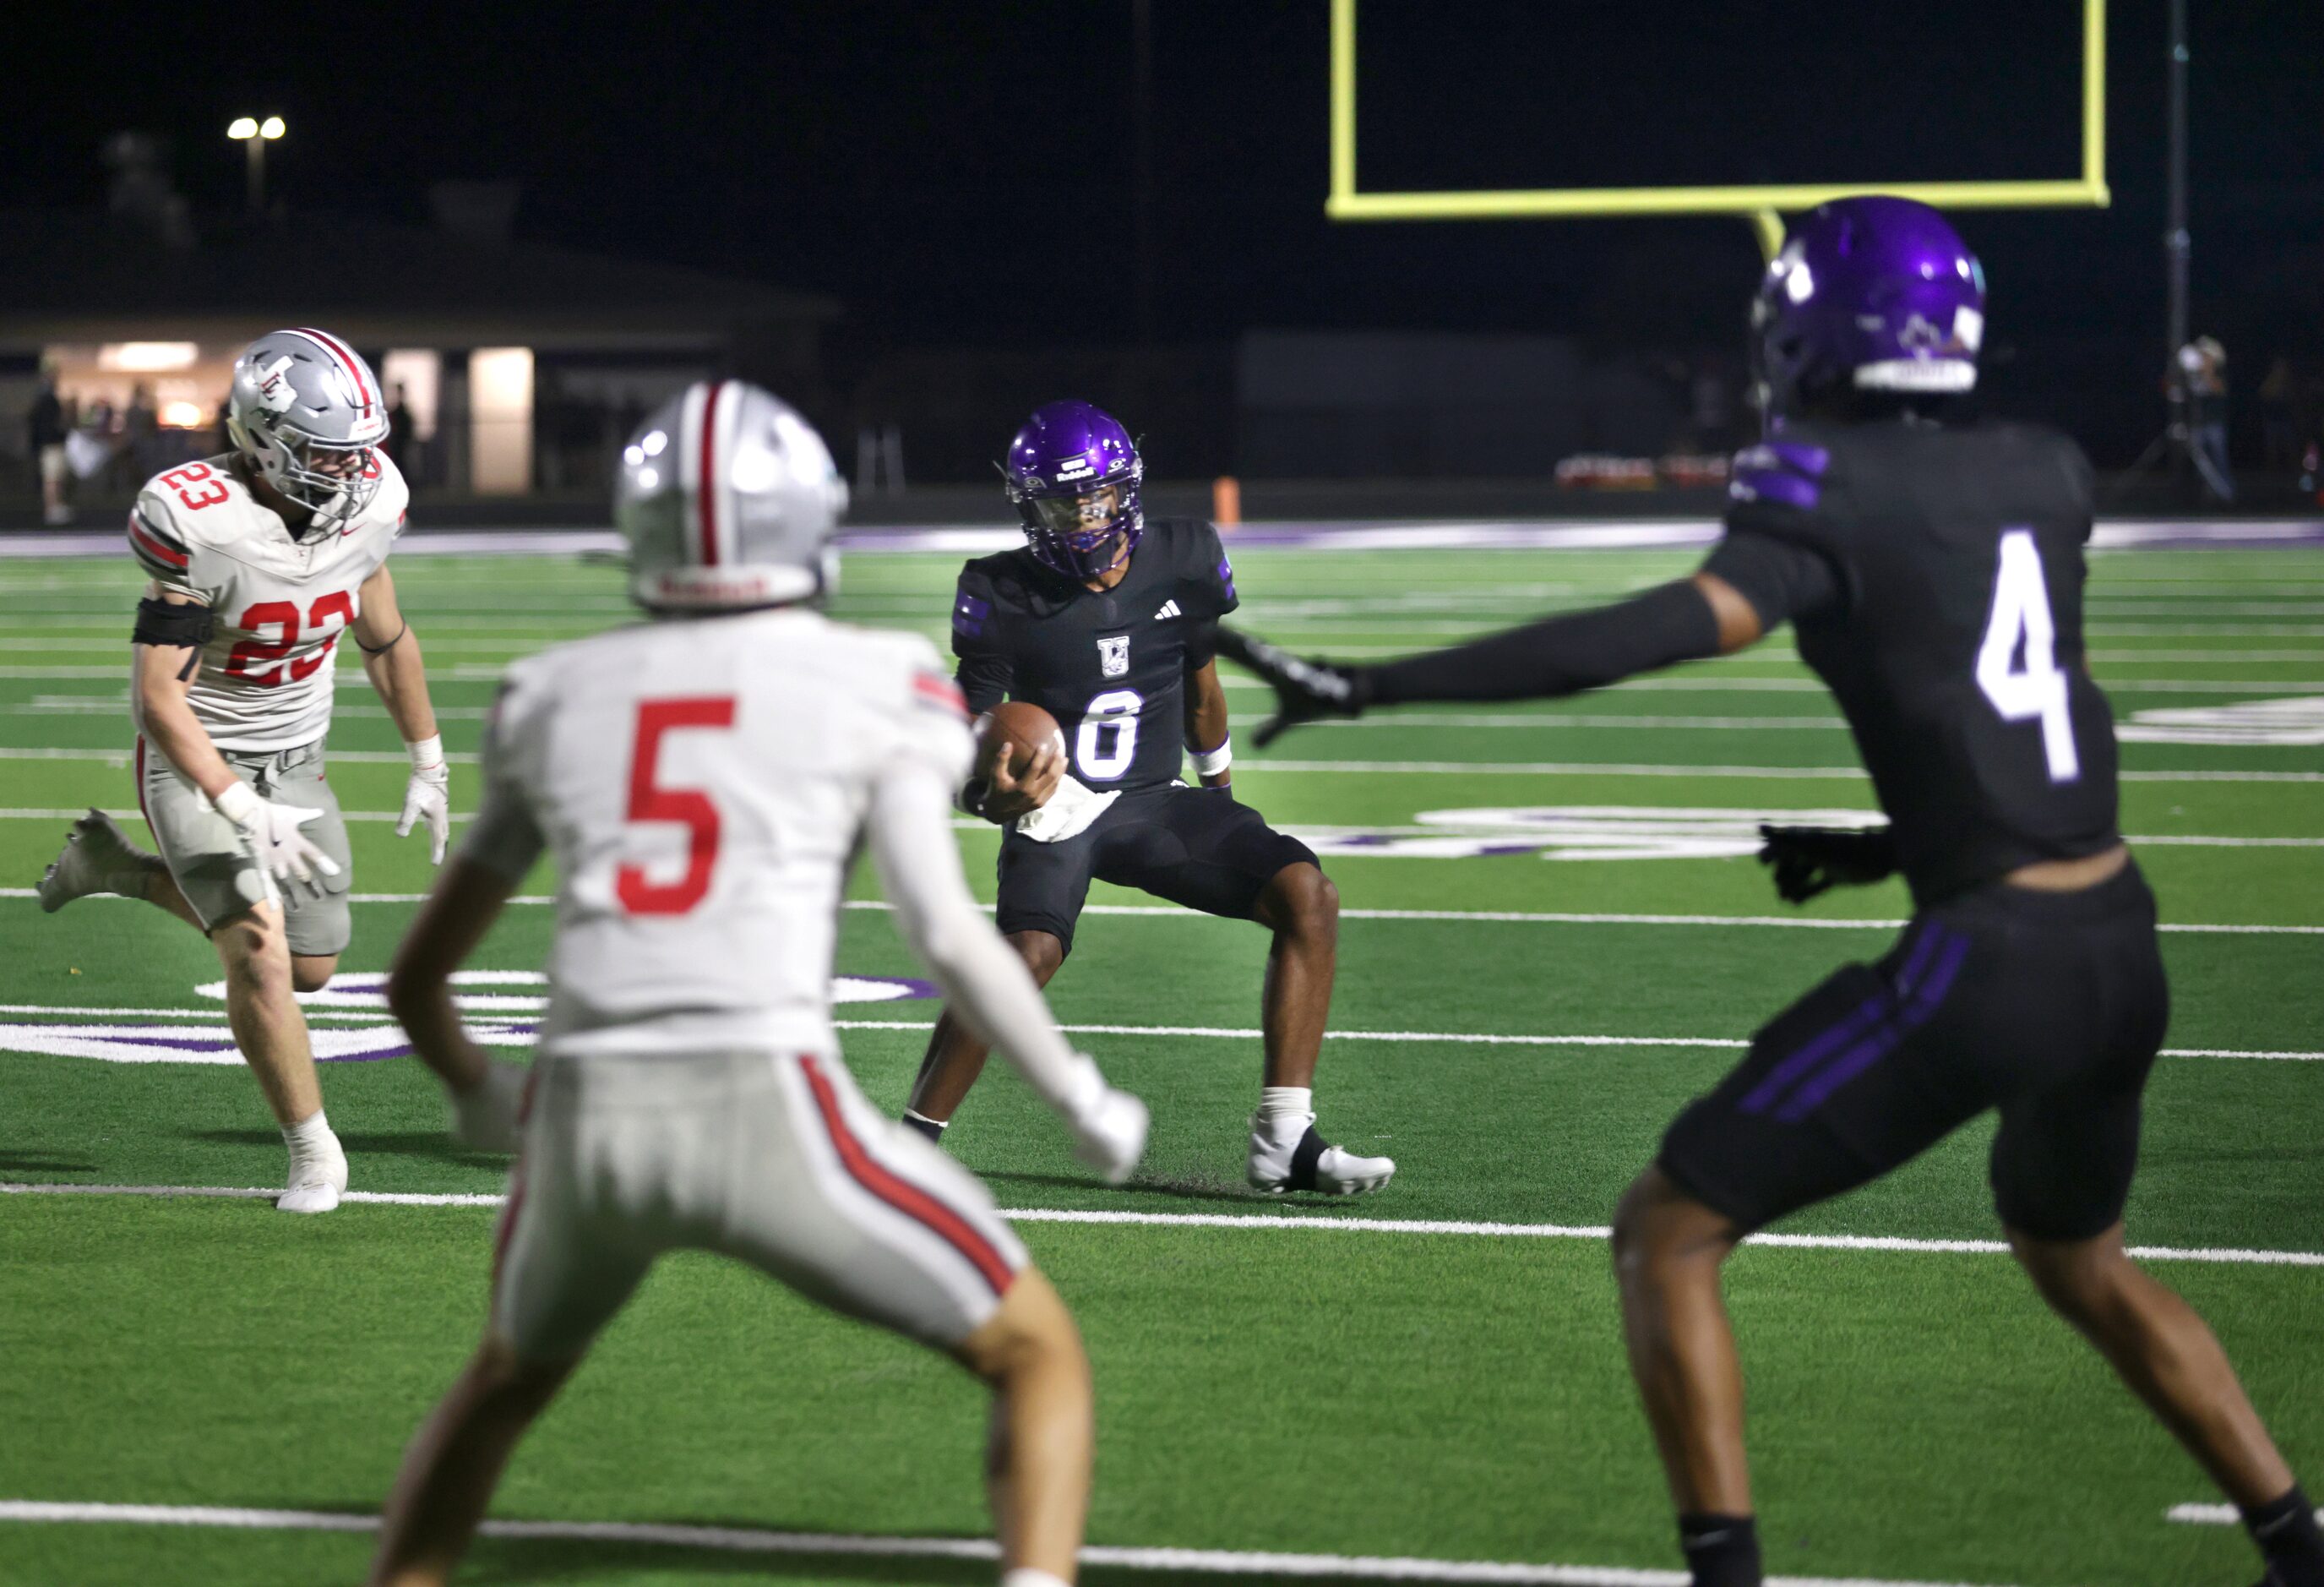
[10,3,2321,402]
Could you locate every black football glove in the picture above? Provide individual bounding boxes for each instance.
[1212,626,1372,747]
[1757,823,1898,904]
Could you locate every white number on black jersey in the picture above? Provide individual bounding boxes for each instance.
[1075,690,1142,781]
[1976,529,2079,783]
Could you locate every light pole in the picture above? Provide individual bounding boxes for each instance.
[228,116,285,214]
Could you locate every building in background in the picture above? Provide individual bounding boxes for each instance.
[0,191,836,510]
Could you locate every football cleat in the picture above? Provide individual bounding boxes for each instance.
[1247,1115,1396,1197]
[276,1133,349,1215]
[38,809,160,913]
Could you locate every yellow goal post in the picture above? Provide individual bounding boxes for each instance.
[1326,0,2110,259]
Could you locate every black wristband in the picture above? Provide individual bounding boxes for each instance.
[132,596,214,649]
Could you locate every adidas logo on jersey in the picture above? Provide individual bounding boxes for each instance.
[1154,599,1181,620]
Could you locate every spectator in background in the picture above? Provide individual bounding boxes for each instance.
[384,382,423,487]
[30,361,70,525]
[2180,336,2233,504]
[1690,354,1739,454]
[2260,356,2298,474]
[124,382,160,481]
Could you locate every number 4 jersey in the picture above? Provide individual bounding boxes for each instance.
[1704,418,2121,904]
[128,452,410,753]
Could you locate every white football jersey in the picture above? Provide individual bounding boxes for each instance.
[468,608,975,1060]
[129,452,410,753]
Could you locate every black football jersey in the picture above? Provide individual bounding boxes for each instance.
[1705,418,2121,904]
[951,518,1239,793]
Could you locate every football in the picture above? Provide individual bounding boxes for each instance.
[979,700,1064,780]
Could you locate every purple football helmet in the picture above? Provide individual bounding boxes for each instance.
[1001,400,1143,581]
[1752,196,1986,421]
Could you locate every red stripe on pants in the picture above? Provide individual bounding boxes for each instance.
[797,1055,1014,1296]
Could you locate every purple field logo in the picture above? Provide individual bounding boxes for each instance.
[0,971,939,1068]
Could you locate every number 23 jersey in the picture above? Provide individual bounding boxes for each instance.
[950,518,1238,793]
[1704,418,2120,904]
[128,452,410,753]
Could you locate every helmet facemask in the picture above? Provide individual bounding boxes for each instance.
[1020,480,1141,581]
[269,427,382,537]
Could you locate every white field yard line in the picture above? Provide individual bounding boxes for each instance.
[0,1501,2020,1587]
[3,1183,2318,1273]
[1236,761,2324,785]
[0,746,480,766]
[0,1004,2310,1061]
[7,889,2321,935]
[25,745,2316,784]
[2167,1502,2324,1526]
[3,821,2320,852]
[0,809,470,825]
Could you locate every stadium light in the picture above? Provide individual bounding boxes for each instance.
[1325,0,2110,259]
[229,115,286,214]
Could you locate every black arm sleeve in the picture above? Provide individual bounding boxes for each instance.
[1366,579,1721,706]
[955,652,1013,716]
[1698,530,1844,634]
[1184,618,1220,670]
[132,596,215,649]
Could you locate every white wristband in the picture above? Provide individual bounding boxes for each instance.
[1190,738,1232,778]
[407,734,445,772]
[210,779,259,826]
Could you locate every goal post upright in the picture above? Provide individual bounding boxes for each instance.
[1326,0,2110,259]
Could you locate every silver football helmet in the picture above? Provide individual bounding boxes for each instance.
[226,328,390,537]
[615,380,848,611]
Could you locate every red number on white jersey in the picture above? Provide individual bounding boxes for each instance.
[160,461,229,512]
[617,698,737,916]
[225,592,357,687]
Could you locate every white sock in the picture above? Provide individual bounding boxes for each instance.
[1258,1086,1313,1137]
[1000,1571,1071,1587]
[282,1109,337,1155]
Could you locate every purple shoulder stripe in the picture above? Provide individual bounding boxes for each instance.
[1729,468,1821,512]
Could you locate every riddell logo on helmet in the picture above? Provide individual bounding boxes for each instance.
[1055,460,1097,482]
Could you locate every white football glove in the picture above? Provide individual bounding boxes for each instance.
[211,780,340,903]
[398,735,451,865]
[1056,1053,1148,1185]
[448,1060,529,1153]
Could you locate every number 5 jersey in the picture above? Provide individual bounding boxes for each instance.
[128,452,411,753]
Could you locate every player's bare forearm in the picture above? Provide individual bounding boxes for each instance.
[387,859,517,1093]
[356,567,440,744]
[1184,658,1232,787]
[132,642,237,801]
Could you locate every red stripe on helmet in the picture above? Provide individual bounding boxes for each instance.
[695,380,725,568]
[291,327,374,413]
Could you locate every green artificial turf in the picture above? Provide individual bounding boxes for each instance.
[1,545,2319,1586]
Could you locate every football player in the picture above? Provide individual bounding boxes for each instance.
[367,381,1146,1587]
[901,401,1393,1197]
[38,329,449,1215]
[1221,199,2324,1587]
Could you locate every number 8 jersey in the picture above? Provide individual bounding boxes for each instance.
[1704,418,2121,905]
[128,451,411,753]
[950,518,1239,792]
